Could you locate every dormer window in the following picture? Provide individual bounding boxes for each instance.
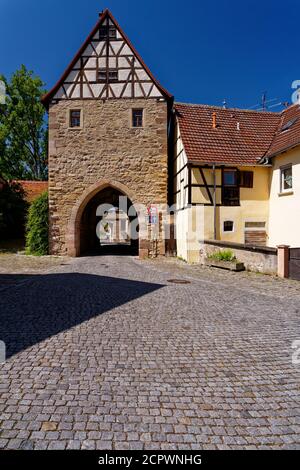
[97,69,118,83]
[281,117,298,132]
[99,25,117,40]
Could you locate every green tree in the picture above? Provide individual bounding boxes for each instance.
[0,65,48,180]
[25,191,48,255]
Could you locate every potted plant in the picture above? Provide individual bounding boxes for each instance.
[204,249,245,271]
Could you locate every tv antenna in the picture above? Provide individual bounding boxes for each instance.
[249,92,287,111]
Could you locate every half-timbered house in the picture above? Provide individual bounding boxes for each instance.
[173,102,300,262]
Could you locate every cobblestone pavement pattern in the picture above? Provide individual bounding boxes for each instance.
[0,255,300,450]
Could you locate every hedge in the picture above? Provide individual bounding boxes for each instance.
[25,191,48,255]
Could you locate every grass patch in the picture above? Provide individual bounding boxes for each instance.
[208,249,236,262]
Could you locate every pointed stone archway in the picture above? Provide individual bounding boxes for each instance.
[66,179,144,257]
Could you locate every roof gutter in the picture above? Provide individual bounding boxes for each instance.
[261,141,300,161]
[189,161,272,168]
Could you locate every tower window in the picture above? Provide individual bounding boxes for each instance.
[108,70,118,82]
[132,109,143,127]
[99,25,117,40]
[97,69,118,82]
[69,109,81,128]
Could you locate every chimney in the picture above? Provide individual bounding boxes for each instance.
[236,122,240,131]
[212,112,217,129]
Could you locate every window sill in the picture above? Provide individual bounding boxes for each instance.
[278,190,293,197]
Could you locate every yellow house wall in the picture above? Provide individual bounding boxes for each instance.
[191,166,270,245]
[268,147,300,247]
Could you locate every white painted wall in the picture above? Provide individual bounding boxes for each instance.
[268,147,300,247]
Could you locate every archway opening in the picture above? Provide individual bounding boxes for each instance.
[79,186,139,256]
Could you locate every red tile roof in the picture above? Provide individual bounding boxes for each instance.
[175,103,281,165]
[15,181,48,203]
[266,104,300,158]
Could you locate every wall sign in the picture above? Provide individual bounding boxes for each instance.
[147,205,158,224]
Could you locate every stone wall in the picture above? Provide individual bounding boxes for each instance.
[199,240,278,275]
[48,98,168,256]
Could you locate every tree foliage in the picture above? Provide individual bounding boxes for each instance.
[25,191,48,255]
[0,65,48,180]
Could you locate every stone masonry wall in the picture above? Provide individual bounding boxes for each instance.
[48,98,168,256]
[199,242,278,275]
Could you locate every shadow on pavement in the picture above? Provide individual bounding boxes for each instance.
[0,272,164,358]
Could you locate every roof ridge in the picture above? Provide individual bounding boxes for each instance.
[279,102,300,115]
[174,101,281,115]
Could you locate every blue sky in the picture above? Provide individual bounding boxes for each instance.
[1,0,299,110]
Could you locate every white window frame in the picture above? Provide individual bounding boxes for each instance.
[280,164,293,194]
[222,220,234,233]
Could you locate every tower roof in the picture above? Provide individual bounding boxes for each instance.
[42,9,172,107]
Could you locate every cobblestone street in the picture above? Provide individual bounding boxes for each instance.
[0,255,300,450]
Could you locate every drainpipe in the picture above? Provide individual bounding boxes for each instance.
[213,163,217,240]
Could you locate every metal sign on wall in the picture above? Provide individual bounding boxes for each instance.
[147,205,158,224]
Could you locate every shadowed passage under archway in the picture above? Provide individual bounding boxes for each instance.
[79,186,139,256]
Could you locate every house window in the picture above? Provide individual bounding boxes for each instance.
[280,165,293,192]
[245,221,265,228]
[222,169,239,206]
[69,110,81,128]
[223,169,237,186]
[240,171,253,188]
[99,25,116,40]
[223,220,234,232]
[97,69,118,82]
[132,109,143,127]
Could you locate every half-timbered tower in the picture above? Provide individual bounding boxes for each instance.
[42,9,172,257]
